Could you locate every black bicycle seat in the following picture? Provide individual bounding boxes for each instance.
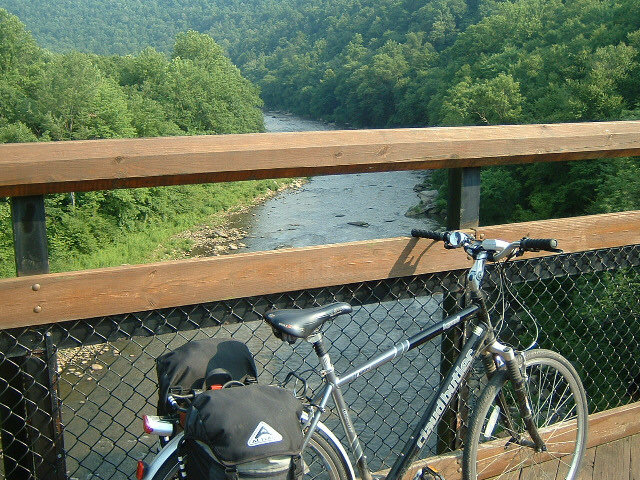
[264,302,353,341]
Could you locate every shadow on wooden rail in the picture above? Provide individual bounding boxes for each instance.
[0,210,638,329]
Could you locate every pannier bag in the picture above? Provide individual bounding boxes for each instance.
[156,338,258,415]
[183,384,304,479]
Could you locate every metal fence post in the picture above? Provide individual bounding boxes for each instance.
[437,167,481,453]
[0,195,66,480]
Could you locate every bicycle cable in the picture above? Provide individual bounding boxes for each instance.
[495,255,540,351]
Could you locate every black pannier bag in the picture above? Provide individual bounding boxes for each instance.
[183,384,304,479]
[156,338,258,416]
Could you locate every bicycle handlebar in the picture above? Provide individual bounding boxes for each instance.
[411,229,561,257]
[411,229,448,242]
[519,237,558,251]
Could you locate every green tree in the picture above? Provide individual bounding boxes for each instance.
[439,73,523,125]
[348,40,409,126]
[0,8,42,76]
[0,9,43,134]
[152,31,264,134]
[592,158,640,213]
[32,52,136,139]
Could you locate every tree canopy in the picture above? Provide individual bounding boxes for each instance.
[0,10,268,277]
[0,11,264,140]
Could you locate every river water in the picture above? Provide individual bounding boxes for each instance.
[236,112,439,251]
[240,113,446,467]
[60,113,445,479]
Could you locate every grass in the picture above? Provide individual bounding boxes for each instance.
[0,179,298,278]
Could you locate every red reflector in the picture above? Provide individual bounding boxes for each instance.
[136,460,147,480]
[210,384,223,390]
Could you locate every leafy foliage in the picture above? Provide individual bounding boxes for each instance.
[0,11,268,277]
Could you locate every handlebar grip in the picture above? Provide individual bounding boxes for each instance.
[520,237,558,251]
[411,229,447,241]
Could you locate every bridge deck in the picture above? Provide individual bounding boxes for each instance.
[575,432,640,480]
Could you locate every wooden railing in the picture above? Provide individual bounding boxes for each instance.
[0,210,639,328]
[1,120,640,329]
[1,120,639,480]
[2,121,640,197]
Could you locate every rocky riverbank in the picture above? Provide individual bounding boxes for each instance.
[155,178,306,259]
[405,171,445,218]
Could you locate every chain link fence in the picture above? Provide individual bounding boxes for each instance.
[0,245,638,479]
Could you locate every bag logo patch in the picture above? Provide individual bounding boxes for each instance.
[247,421,283,446]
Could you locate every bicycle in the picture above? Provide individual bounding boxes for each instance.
[139,229,588,480]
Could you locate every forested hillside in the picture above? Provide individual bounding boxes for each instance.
[2,0,640,264]
[0,10,277,277]
[4,0,639,126]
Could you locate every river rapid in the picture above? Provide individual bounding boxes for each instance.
[234,112,439,251]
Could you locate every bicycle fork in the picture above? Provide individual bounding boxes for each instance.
[485,341,546,452]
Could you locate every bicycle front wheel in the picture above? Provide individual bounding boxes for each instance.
[463,349,588,480]
[147,429,351,480]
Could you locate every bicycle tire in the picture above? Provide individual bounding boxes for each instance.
[463,349,588,480]
[304,429,351,480]
[147,430,351,480]
[147,448,183,480]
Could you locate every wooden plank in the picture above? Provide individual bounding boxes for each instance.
[630,434,640,480]
[1,121,639,196]
[592,437,631,480]
[521,459,559,479]
[586,402,640,448]
[575,447,596,480]
[0,211,638,328]
[397,402,640,479]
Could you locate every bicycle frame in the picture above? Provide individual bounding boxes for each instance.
[302,303,491,480]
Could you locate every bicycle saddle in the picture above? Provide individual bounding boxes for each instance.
[264,302,353,343]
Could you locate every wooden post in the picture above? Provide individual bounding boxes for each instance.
[447,167,481,230]
[438,167,481,453]
[11,195,50,276]
[0,196,66,480]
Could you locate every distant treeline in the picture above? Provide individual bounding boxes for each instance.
[4,0,639,127]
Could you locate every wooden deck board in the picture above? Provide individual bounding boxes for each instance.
[630,434,640,480]
[591,438,629,480]
[489,434,639,479]
[575,447,597,480]
[395,431,640,479]
[577,433,639,480]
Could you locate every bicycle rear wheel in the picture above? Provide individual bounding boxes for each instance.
[304,429,352,480]
[147,429,351,480]
[463,349,588,480]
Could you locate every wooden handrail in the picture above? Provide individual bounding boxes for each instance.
[1,121,639,196]
[0,210,638,329]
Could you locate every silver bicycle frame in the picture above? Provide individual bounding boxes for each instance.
[301,304,487,480]
[300,250,525,479]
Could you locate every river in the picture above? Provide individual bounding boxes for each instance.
[60,113,445,479]
[241,112,445,468]
[234,112,439,251]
